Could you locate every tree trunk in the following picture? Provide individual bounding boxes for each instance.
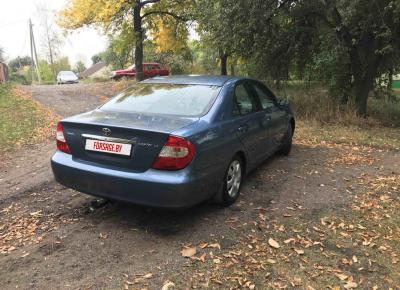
[340,67,352,105]
[352,53,381,117]
[220,52,228,76]
[134,2,144,82]
[230,64,235,76]
[353,79,369,117]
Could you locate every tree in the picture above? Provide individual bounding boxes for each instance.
[196,0,400,116]
[59,0,192,81]
[104,22,136,69]
[195,0,233,75]
[0,46,4,62]
[53,57,71,73]
[74,61,86,73]
[276,0,400,117]
[36,2,64,81]
[323,0,400,117]
[195,0,280,76]
[91,54,103,65]
[8,56,32,72]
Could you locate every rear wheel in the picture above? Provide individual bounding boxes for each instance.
[278,122,293,156]
[220,156,243,206]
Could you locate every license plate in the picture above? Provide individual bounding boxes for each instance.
[85,139,132,156]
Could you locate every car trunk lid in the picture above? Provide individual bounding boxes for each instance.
[61,109,198,172]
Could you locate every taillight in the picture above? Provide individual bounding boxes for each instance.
[56,122,71,154]
[152,135,196,170]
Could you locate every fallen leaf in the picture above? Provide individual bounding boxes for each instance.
[294,248,304,255]
[335,273,348,281]
[344,282,358,289]
[198,253,206,263]
[143,273,153,279]
[181,247,196,258]
[161,281,175,290]
[284,238,296,244]
[268,238,280,249]
[208,243,221,249]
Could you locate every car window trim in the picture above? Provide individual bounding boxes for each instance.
[232,81,262,117]
[252,80,279,106]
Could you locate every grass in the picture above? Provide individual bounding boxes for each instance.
[270,82,400,149]
[0,84,57,154]
[296,120,400,149]
[275,82,400,127]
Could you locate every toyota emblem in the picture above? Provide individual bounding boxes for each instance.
[102,128,112,137]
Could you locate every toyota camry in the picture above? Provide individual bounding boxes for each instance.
[51,76,295,209]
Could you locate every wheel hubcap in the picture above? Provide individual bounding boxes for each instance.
[226,160,242,198]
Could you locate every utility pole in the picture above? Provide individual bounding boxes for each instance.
[29,19,41,84]
[29,20,35,83]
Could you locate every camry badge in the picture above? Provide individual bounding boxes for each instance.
[102,128,112,137]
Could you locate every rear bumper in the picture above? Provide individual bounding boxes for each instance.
[59,80,79,84]
[51,151,217,209]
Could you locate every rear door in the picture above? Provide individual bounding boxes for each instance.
[231,81,266,166]
[250,81,288,151]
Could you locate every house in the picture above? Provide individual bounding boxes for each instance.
[79,62,109,79]
[0,62,7,83]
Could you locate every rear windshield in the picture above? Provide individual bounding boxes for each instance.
[60,71,75,76]
[101,83,221,117]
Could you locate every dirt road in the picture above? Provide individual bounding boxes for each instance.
[0,84,399,289]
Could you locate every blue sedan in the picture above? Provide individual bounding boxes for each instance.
[51,76,295,209]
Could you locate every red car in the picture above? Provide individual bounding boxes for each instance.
[111,63,169,80]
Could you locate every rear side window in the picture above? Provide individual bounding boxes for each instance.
[233,83,258,116]
[101,83,221,117]
[252,82,277,110]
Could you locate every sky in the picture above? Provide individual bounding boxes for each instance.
[0,0,108,67]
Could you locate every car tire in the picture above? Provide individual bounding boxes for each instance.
[219,155,244,207]
[278,122,293,156]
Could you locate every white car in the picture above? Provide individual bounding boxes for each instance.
[57,71,79,85]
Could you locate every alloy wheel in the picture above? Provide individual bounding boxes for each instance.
[226,160,242,198]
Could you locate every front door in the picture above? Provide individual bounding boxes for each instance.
[232,82,266,166]
[249,81,287,153]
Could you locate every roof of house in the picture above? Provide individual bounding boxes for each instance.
[79,61,107,78]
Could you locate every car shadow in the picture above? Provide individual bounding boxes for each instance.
[68,143,331,239]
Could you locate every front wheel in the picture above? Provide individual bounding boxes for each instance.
[220,156,243,206]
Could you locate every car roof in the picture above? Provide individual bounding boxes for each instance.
[142,75,245,86]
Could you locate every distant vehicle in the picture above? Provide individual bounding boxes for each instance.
[57,71,79,85]
[51,75,295,209]
[111,63,169,80]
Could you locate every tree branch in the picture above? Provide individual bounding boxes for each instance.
[141,10,187,21]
